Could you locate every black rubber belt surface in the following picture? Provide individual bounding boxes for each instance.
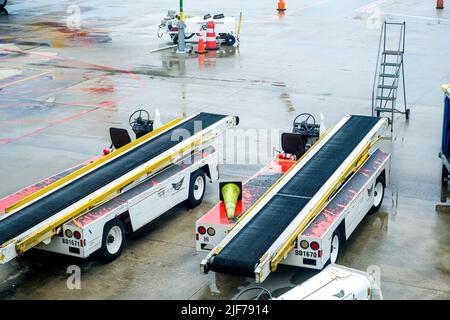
[0,113,226,245]
[209,115,380,277]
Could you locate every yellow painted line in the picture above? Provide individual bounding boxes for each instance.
[0,70,52,89]
[15,131,214,254]
[270,138,379,272]
[5,118,182,213]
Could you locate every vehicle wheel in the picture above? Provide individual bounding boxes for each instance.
[329,231,341,265]
[97,219,126,262]
[368,175,385,214]
[186,169,206,208]
[441,164,448,203]
[405,108,410,120]
[172,34,179,45]
[376,110,380,117]
[224,34,236,46]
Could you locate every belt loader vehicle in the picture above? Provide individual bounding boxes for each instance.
[198,114,389,282]
[0,111,238,263]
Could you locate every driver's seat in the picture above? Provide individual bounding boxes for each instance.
[110,127,132,149]
[281,132,307,159]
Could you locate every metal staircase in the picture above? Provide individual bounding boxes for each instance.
[372,21,410,131]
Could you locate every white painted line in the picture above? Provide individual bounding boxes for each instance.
[384,12,450,23]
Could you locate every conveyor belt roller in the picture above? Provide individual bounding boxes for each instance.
[208,115,380,277]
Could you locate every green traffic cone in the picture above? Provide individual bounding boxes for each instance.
[221,183,241,220]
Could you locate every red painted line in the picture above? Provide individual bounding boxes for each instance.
[0,49,150,147]
[0,118,54,124]
[0,106,101,147]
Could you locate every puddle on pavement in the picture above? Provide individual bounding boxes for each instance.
[197,272,251,299]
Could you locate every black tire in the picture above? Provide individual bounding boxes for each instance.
[186,169,206,208]
[406,108,410,120]
[97,219,126,263]
[328,230,342,265]
[172,34,179,45]
[376,110,381,117]
[224,34,236,46]
[368,175,385,214]
[441,164,448,203]
[0,0,6,9]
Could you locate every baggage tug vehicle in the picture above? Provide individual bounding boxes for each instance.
[0,111,238,263]
[198,114,390,282]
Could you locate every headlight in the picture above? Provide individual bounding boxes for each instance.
[207,227,216,236]
[300,240,309,249]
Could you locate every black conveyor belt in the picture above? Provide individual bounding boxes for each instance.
[0,113,226,245]
[209,115,380,277]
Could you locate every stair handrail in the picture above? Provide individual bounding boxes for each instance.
[372,21,386,116]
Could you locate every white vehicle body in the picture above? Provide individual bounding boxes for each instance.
[158,11,237,43]
[36,147,219,259]
[282,148,390,270]
[276,264,379,300]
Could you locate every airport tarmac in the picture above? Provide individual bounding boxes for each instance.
[0,0,449,299]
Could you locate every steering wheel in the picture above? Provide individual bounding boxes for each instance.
[293,113,316,134]
[157,25,165,38]
[129,109,150,128]
[235,287,273,300]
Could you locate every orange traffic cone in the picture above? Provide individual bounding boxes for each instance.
[205,21,219,51]
[437,0,444,9]
[196,37,207,54]
[277,0,286,12]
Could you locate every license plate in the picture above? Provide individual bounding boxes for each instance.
[62,238,80,247]
[295,250,317,258]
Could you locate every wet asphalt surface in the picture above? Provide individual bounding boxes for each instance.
[0,0,449,299]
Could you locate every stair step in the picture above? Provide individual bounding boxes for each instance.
[383,50,403,55]
[381,62,401,67]
[375,107,397,112]
[376,96,396,101]
[378,85,398,89]
[379,73,399,78]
